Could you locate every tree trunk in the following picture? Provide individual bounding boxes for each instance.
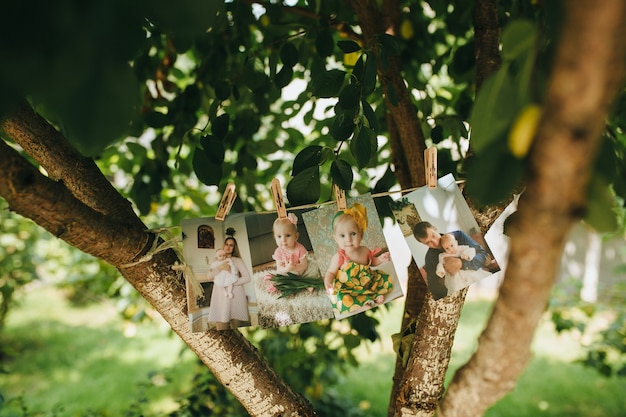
[440,1,626,415]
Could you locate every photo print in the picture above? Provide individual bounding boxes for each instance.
[303,194,404,320]
[392,173,501,300]
[245,209,334,328]
[181,214,258,332]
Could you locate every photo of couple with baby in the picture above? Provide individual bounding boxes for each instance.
[394,174,501,300]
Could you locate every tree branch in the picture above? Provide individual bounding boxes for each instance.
[1,102,144,229]
[0,139,149,266]
[474,0,501,92]
[395,290,467,416]
[440,1,626,415]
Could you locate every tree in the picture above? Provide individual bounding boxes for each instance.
[1,1,625,416]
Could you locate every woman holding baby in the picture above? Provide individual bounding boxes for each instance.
[206,229,251,330]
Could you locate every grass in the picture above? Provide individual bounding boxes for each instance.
[342,296,626,417]
[0,284,197,417]
[1,284,625,416]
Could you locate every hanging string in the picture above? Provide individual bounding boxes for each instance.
[120,226,204,296]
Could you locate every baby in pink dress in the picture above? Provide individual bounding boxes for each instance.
[272,213,308,275]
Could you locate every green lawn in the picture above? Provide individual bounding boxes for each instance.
[1,285,625,416]
[342,297,626,417]
[0,284,197,416]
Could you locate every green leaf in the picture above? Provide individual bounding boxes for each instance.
[350,126,376,169]
[243,64,270,93]
[449,41,476,82]
[211,113,230,139]
[330,108,356,141]
[378,34,399,72]
[373,165,396,193]
[287,165,321,205]
[275,66,293,89]
[464,141,524,206]
[331,159,353,190]
[469,70,519,154]
[144,111,169,128]
[362,52,377,95]
[337,40,361,53]
[310,68,346,98]
[214,80,231,101]
[338,83,361,110]
[431,124,444,143]
[361,99,379,132]
[192,146,222,186]
[584,175,619,233]
[280,42,299,67]
[501,20,537,62]
[292,145,323,176]
[315,28,334,58]
[200,135,225,163]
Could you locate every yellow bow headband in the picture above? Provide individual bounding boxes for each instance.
[333,203,368,232]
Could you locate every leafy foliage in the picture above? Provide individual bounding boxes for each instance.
[550,278,626,378]
[0,207,40,330]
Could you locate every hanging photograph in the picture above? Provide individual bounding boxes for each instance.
[392,174,501,300]
[181,214,257,331]
[246,209,334,328]
[303,194,404,320]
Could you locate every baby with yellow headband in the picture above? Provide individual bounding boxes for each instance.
[324,203,393,314]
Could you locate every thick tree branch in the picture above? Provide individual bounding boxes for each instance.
[440,1,626,416]
[1,102,144,229]
[395,290,467,417]
[0,140,149,265]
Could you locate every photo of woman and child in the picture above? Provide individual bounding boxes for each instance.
[182,215,257,332]
[304,194,404,319]
[205,229,252,330]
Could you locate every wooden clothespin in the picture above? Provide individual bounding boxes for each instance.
[333,184,347,211]
[271,178,287,219]
[215,183,237,221]
[424,147,437,188]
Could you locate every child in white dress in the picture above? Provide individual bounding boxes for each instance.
[210,249,239,298]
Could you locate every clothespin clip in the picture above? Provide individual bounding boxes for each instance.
[271,178,287,219]
[215,183,237,221]
[333,184,347,211]
[424,147,437,188]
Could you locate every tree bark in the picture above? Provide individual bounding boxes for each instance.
[474,0,501,92]
[1,102,144,230]
[0,110,317,416]
[440,1,626,416]
[395,289,467,417]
